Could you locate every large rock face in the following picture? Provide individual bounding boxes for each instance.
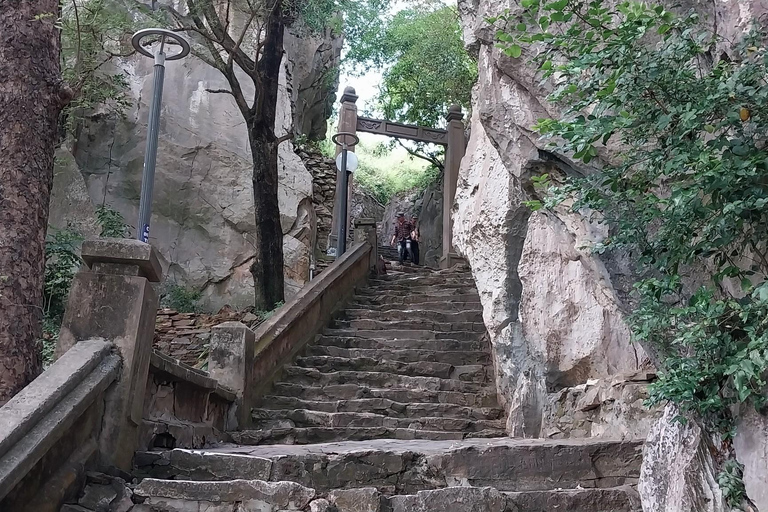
[57,22,341,311]
[452,19,646,435]
[639,406,726,512]
[456,0,768,508]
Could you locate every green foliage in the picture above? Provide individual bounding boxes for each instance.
[718,459,747,507]
[96,204,130,238]
[39,317,60,370]
[60,0,137,134]
[346,2,476,128]
[352,138,441,204]
[494,0,768,432]
[43,229,84,322]
[161,284,202,313]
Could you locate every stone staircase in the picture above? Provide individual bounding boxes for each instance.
[100,263,643,511]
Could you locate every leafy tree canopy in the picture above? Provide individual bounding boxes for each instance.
[345,1,476,128]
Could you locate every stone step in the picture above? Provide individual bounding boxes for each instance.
[352,293,481,306]
[132,479,316,511]
[332,319,486,333]
[293,356,489,382]
[323,328,484,342]
[129,478,639,512]
[254,396,504,420]
[305,345,491,366]
[278,366,491,393]
[315,335,487,352]
[134,437,643,494]
[341,309,484,323]
[369,276,476,287]
[357,283,478,295]
[385,485,642,512]
[348,301,483,313]
[249,408,506,432]
[269,383,499,408]
[230,426,497,445]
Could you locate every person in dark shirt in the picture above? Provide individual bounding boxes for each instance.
[410,215,420,266]
[390,212,413,264]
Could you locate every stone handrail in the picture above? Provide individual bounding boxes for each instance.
[210,241,374,427]
[0,339,121,510]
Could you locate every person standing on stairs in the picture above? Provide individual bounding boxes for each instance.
[410,215,420,266]
[390,212,413,264]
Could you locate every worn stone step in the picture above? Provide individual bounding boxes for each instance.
[352,293,481,306]
[305,345,491,366]
[254,396,504,420]
[342,309,484,323]
[349,301,483,313]
[369,275,476,287]
[316,335,487,352]
[269,383,499,408]
[293,356,489,382]
[134,437,643,494]
[384,485,642,512]
[358,284,478,295]
[249,408,506,432]
[333,319,486,333]
[230,426,490,446]
[279,366,490,393]
[323,328,483,342]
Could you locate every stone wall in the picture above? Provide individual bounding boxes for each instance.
[456,0,768,508]
[50,21,342,311]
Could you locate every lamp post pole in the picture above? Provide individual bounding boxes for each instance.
[332,133,360,258]
[130,29,190,242]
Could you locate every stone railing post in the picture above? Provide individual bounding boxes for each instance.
[354,218,377,270]
[208,322,255,430]
[55,239,162,470]
[441,105,467,268]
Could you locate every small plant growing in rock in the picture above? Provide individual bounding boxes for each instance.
[161,284,202,314]
[96,205,130,238]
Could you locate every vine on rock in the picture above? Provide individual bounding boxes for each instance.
[492,0,768,501]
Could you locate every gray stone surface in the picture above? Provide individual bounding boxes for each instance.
[49,148,100,237]
[208,322,256,400]
[638,405,726,512]
[52,21,341,311]
[329,487,381,512]
[734,406,768,511]
[135,478,316,511]
[0,339,112,461]
[81,239,162,283]
[388,487,505,512]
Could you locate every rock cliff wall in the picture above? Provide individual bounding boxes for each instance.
[456,0,768,509]
[50,22,342,311]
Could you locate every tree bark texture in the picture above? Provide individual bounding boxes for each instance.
[248,2,285,311]
[0,0,63,403]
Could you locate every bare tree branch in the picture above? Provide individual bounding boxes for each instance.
[395,138,445,171]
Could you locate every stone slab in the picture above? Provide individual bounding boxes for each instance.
[81,239,162,283]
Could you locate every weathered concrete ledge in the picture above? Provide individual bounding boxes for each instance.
[150,351,236,402]
[141,351,237,450]
[0,340,120,509]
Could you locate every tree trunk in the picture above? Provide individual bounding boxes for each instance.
[0,0,63,403]
[248,1,285,311]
